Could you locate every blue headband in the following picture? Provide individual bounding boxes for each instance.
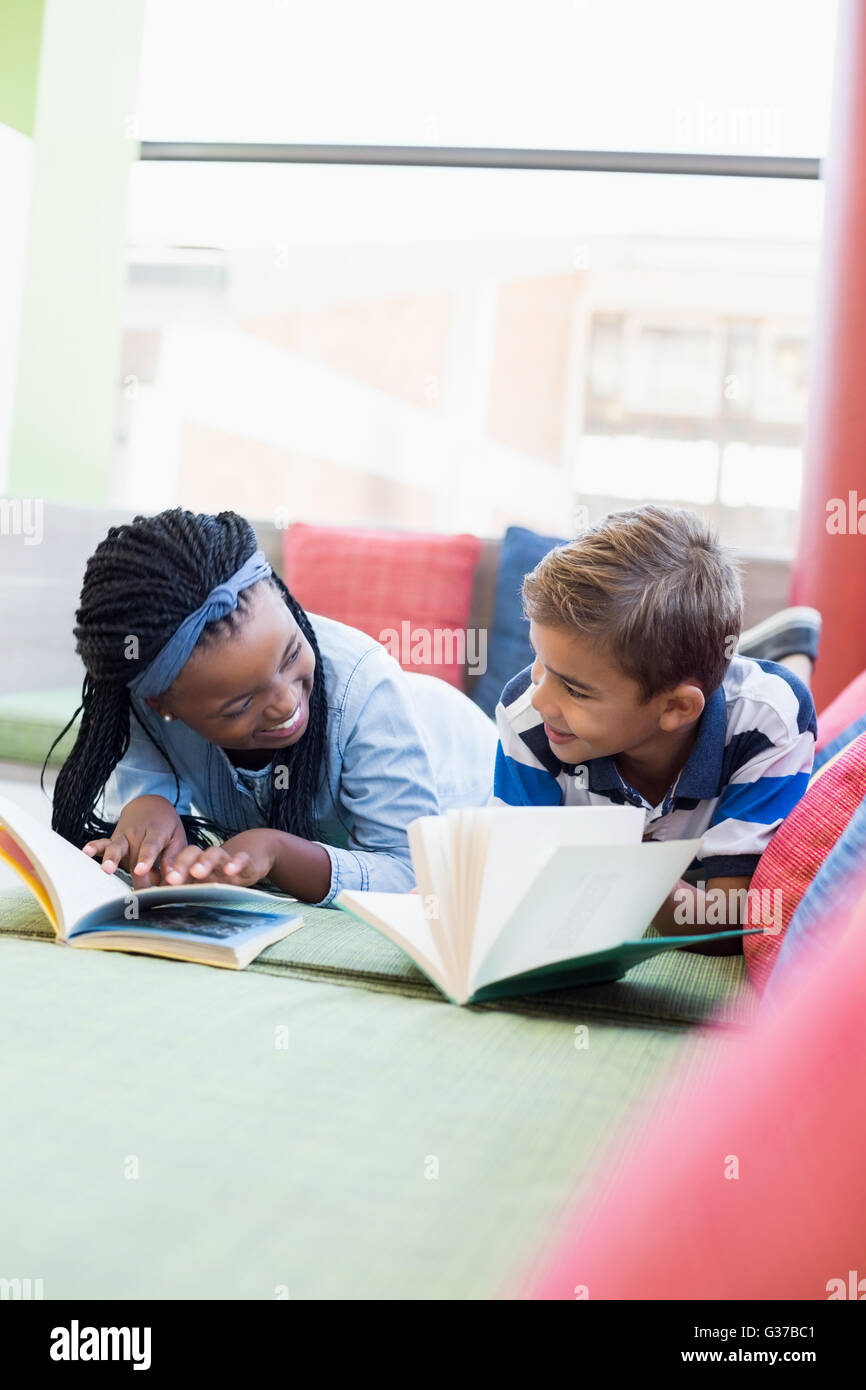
[128,548,273,699]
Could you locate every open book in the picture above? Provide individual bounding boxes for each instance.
[336,806,759,1005]
[0,792,304,969]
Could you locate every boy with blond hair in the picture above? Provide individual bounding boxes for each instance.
[493,504,817,950]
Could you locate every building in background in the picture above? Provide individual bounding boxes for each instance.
[115,211,815,552]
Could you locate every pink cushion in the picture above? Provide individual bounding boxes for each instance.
[514,870,866,1300]
[742,732,866,993]
[816,665,866,750]
[282,524,481,689]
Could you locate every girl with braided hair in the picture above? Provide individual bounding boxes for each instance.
[48,509,497,904]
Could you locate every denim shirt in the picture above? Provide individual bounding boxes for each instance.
[100,612,497,905]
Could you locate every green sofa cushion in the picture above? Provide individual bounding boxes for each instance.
[0,883,758,1030]
[0,686,81,766]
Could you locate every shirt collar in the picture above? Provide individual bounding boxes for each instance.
[586,754,634,796]
[673,682,726,800]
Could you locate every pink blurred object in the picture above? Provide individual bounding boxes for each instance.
[513,874,866,1301]
[815,666,866,752]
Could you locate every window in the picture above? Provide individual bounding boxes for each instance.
[113,0,838,556]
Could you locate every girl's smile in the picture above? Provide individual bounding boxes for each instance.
[255,697,308,743]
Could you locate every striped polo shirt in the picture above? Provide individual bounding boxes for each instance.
[493,654,817,879]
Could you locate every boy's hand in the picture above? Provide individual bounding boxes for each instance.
[161,829,278,888]
[82,795,187,890]
[651,875,752,955]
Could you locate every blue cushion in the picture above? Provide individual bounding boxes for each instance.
[473,525,567,717]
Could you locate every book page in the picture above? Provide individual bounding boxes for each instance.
[408,815,462,987]
[0,793,125,938]
[452,808,494,992]
[335,890,451,997]
[471,838,702,993]
[70,880,303,938]
[468,805,646,982]
[0,831,57,927]
[71,887,300,961]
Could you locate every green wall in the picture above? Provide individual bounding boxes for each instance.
[0,0,46,137]
[5,0,146,505]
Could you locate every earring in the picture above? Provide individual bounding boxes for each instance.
[162,712,174,722]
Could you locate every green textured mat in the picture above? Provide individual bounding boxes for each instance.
[0,882,758,1030]
[0,933,733,1299]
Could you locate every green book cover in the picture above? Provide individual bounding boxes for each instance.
[464,930,761,1003]
[334,895,760,1005]
[336,810,767,1006]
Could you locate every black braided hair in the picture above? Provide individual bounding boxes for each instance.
[45,508,328,853]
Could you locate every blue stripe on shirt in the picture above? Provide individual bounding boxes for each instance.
[710,772,810,827]
[494,745,562,806]
[718,728,774,793]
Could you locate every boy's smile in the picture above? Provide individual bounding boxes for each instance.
[528,619,705,799]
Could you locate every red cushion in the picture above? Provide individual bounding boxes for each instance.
[742,731,866,992]
[515,871,866,1300]
[282,524,481,689]
[816,665,866,750]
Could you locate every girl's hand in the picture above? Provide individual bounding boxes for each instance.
[82,795,187,890]
[161,830,278,888]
